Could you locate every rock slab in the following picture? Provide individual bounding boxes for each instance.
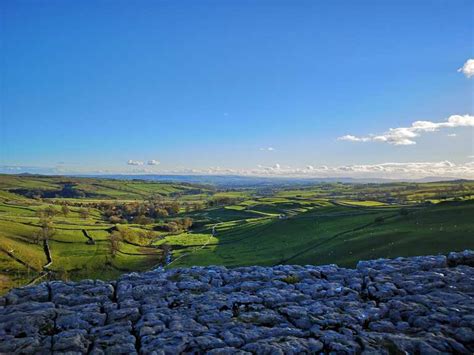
[1,250,473,354]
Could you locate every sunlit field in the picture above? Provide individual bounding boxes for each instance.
[1,174,473,294]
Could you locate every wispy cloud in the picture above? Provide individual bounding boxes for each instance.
[2,160,474,179]
[259,147,275,151]
[127,159,160,166]
[338,114,474,145]
[458,58,474,78]
[337,135,372,143]
[157,161,474,179]
[185,161,474,179]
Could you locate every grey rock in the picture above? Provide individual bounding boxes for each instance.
[368,320,396,332]
[448,250,474,267]
[0,251,473,353]
[107,307,140,324]
[53,329,90,353]
[207,347,251,355]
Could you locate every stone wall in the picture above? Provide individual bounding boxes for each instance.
[1,251,473,354]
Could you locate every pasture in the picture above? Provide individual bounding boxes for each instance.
[0,174,473,293]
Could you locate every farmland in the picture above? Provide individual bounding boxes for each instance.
[0,174,473,294]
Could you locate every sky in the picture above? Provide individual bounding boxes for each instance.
[1,0,473,179]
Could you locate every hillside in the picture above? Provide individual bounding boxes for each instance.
[1,251,473,353]
[0,174,473,294]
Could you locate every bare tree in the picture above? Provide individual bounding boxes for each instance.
[61,204,70,217]
[34,217,55,243]
[109,231,123,257]
[79,208,90,219]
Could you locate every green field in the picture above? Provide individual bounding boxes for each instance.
[0,174,473,294]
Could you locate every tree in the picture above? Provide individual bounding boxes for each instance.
[109,215,126,224]
[45,206,57,217]
[34,217,55,243]
[109,231,123,257]
[117,227,135,243]
[165,221,179,233]
[181,217,193,230]
[137,230,156,245]
[134,215,153,225]
[147,193,163,204]
[79,208,90,219]
[168,202,180,215]
[61,204,70,217]
[155,208,169,218]
[37,206,57,219]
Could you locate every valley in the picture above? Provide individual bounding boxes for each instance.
[1,174,473,294]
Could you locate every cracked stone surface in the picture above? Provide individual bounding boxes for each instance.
[1,250,473,354]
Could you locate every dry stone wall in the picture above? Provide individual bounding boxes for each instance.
[1,250,473,354]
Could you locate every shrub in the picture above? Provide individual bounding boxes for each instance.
[134,215,154,225]
[109,215,126,224]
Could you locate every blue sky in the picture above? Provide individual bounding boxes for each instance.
[1,0,473,178]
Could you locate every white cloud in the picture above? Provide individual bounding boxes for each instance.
[147,160,160,166]
[337,135,371,143]
[152,160,474,179]
[260,163,281,171]
[447,133,457,137]
[458,58,474,78]
[3,160,474,179]
[260,147,275,151]
[338,114,474,145]
[127,160,144,166]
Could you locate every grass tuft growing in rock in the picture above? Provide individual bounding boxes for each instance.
[281,274,300,284]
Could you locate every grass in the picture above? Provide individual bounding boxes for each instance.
[301,201,474,267]
[168,209,391,267]
[337,200,389,207]
[0,174,474,294]
[167,201,474,269]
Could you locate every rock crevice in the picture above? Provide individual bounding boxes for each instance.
[1,251,473,354]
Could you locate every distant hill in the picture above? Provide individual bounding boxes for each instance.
[82,174,469,187]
